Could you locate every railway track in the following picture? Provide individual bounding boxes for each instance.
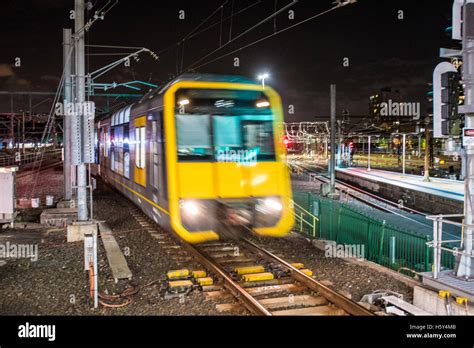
[290,162,430,227]
[130,208,374,316]
[16,160,62,178]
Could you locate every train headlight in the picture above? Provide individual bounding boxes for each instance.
[263,198,282,212]
[181,200,200,217]
[256,197,283,214]
[179,199,215,232]
[255,197,283,228]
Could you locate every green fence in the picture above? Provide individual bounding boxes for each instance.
[293,192,455,273]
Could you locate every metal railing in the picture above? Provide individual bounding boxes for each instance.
[291,199,319,237]
[426,214,469,279]
[293,191,436,274]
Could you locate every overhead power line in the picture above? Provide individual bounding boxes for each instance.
[183,0,298,73]
[187,1,355,72]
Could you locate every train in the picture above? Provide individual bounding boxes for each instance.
[93,74,294,243]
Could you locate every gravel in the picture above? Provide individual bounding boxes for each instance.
[248,232,414,303]
[0,170,225,315]
[0,166,414,316]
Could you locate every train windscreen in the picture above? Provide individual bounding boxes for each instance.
[175,88,276,163]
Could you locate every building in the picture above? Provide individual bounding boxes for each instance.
[369,87,404,126]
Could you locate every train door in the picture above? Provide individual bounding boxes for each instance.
[103,127,109,169]
[152,120,159,191]
[152,112,167,197]
[134,116,146,187]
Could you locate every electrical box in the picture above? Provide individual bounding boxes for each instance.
[0,167,18,226]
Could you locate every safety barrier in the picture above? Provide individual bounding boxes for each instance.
[293,191,456,274]
[425,214,469,279]
[291,200,319,237]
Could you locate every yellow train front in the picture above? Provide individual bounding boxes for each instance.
[95,74,294,243]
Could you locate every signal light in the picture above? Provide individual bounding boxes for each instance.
[283,136,290,148]
[440,71,462,136]
[348,141,354,152]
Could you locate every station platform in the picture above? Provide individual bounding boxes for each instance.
[335,167,464,215]
[337,168,464,202]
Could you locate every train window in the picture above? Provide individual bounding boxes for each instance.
[213,116,275,162]
[152,121,159,189]
[176,114,212,160]
[103,130,108,158]
[140,127,146,168]
[94,129,99,164]
[241,120,275,161]
[113,126,124,176]
[110,128,115,171]
[213,116,241,148]
[123,125,130,179]
[135,126,146,169]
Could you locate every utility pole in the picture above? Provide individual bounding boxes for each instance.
[63,28,73,201]
[423,128,431,182]
[367,135,371,171]
[457,0,474,278]
[22,111,25,155]
[402,133,406,175]
[10,95,14,148]
[328,84,338,199]
[75,0,88,221]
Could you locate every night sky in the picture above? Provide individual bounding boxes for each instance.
[0,0,456,121]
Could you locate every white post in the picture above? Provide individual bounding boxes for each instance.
[93,231,98,308]
[437,219,443,278]
[367,136,371,171]
[402,133,406,175]
[433,219,439,279]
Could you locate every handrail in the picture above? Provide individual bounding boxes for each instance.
[292,199,317,218]
[425,213,471,279]
[291,199,319,237]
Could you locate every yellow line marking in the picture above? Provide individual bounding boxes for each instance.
[110,176,170,216]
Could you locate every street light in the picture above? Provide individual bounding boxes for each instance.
[258,73,269,88]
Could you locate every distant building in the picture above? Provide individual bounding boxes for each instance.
[369,87,403,125]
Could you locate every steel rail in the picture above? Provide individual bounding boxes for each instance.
[239,235,374,316]
[182,242,272,316]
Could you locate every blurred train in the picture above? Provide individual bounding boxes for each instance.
[93,74,294,243]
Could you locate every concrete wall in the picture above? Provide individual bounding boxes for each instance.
[414,286,474,315]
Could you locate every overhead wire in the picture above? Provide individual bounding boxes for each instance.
[174,1,229,74]
[186,2,349,72]
[183,0,298,73]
